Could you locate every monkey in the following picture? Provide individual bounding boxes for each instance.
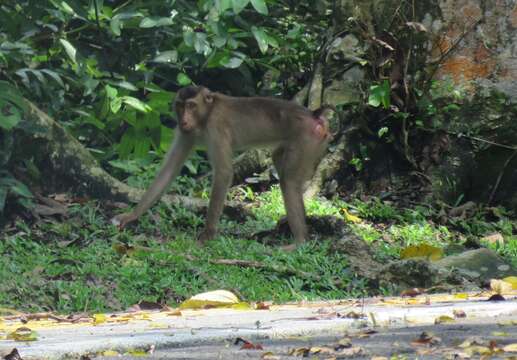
[112,86,332,248]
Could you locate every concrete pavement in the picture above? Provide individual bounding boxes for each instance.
[1,293,516,359]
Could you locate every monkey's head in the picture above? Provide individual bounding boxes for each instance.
[174,86,214,133]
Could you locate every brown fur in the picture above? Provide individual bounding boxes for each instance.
[113,86,331,248]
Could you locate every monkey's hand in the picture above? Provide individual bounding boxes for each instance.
[111,212,138,230]
[197,227,216,245]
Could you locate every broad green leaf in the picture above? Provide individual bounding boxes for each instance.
[133,136,151,158]
[41,69,65,87]
[177,73,192,86]
[28,69,46,84]
[160,126,173,152]
[59,39,77,64]
[0,100,22,130]
[15,69,30,86]
[118,128,136,158]
[148,92,173,114]
[121,96,151,113]
[215,0,232,13]
[153,50,178,63]
[58,1,75,15]
[207,51,230,68]
[213,35,227,48]
[250,0,268,14]
[110,11,144,35]
[368,80,391,109]
[266,33,279,48]
[183,31,195,47]
[184,159,197,174]
[11,182,33,198]
[0,81,27,111]
[251,26,268,54]
[378,127,389,138]
[232,0,250,14]
[110,97,122,113]
[194,33,211,55]
[112,81,138,91]
[139,17,174,28]
[105,85,118,99]
[225,56,244,68]
[110,17,122,36]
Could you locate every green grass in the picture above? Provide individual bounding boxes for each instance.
[0,187,515,314]
[0,195,362,313]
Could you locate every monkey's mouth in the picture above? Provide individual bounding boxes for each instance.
[180,124,193,132]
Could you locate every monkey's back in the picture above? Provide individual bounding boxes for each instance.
[215,94,313,149]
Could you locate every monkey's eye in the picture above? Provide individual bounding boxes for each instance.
[186,102,195,110]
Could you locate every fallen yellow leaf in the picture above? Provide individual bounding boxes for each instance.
[453,293,469,300]
[6,327,37,341]
[400,244,443,261]
[434,315,455,324]
[343,209,361,223]
[165,309,182,316]
[504,344,517,352]
[492,331,509,337]
[180,290,240,310]
[490,279,513,294]
[126,348,149,356]
[464,345,492,356]
[502,276,517,289]
[93,313,107,325]
[102,350,120,356]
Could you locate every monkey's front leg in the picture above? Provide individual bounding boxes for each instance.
[197,145,233,244]
[112,134,195,229]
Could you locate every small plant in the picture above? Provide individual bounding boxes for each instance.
[0,81,35,213]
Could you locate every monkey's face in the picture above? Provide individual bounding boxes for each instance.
[175,89,214,133]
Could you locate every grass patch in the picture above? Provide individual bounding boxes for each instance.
[1,188,515,313]
[0,196,362,313]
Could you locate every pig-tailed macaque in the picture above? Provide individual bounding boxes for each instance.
[113,86,331,247]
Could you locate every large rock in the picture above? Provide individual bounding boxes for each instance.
[435,248,515,281]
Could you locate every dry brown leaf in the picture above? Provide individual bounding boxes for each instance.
[400,288,425,297]
[411,332,441,346]
[235,337,263,350]
[453,309,466,318]
[255,302,270,310]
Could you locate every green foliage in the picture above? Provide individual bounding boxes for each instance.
[368,80,391,109]
[0,0,327,190]
[0,81,35,212]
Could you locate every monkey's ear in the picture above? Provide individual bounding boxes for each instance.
[204,92,214,104]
